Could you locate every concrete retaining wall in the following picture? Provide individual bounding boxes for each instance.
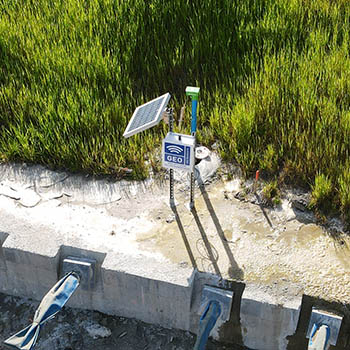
[1,219,350,349]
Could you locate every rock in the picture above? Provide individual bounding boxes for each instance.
[166,215,175,223]
[0,183,20,200]
[195,152,221,185]
[179,261,189,268]
[224,179,241,192]
[223,191,232,200]
[211,142,219,150]
[291,194,310,212]
[234,191,246,201]
[18,189,41,207]
[39,191,64,200]
[83,322,112,339]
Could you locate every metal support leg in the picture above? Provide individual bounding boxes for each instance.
[168,108,175,207]
[190,172,195,209]
[170,168,175,207]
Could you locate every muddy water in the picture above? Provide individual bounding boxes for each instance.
[275,224,321,247]
[136,180,350,303]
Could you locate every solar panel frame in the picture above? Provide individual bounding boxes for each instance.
[123,93,171,138]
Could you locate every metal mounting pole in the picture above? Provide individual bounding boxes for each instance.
[168,108,175,207]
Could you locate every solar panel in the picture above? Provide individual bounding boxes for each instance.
[123,93,171,138]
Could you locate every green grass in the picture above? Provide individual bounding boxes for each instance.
[262,180,281,207]
[309,173,333,212]
[1,0,350,219]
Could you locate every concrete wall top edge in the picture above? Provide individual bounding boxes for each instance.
[242,283,303,310]
[0,210,60,257]
[101,252,195,288]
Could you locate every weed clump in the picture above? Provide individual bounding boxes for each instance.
[339,166,350,222]
[262,180,281,207]
[309,174,333,213]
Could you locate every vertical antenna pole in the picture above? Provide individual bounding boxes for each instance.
[185,87,200,210]
[168,108,175,207]
[190,99,198,134]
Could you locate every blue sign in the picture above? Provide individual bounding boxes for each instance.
[162,133,195,172]
[164,142,191,166]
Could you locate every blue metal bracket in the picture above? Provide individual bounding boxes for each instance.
[308,324,330,350]
[61,256,97,290]
[193,300,221,350]
[306,307,343,348]
[4,272,80,350]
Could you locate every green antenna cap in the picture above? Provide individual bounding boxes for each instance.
[185,86,200,101]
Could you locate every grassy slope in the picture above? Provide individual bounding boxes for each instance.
[1,0,350,218]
